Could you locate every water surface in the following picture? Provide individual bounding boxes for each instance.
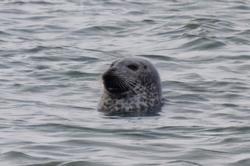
[1,0,250,165]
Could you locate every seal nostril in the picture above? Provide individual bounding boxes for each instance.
[102,68,117,81]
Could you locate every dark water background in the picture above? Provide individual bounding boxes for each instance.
[1,0,250,165]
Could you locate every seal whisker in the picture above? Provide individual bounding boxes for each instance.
[123,79,136,88]
[122,79,138,95]
[118,80,127,90]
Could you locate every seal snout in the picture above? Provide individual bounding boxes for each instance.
[102,68,117,82]
[102,68,129,94]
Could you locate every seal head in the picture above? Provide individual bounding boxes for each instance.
[98,58,162,116]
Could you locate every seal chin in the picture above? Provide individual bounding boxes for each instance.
[103,73,129,94]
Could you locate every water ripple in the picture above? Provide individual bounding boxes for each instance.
[1,0,250,165]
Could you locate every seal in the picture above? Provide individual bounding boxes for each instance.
[98,57,162,116]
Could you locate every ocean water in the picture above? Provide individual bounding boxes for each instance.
[1,0,250,165]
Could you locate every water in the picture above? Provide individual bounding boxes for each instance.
[1,0,250,165]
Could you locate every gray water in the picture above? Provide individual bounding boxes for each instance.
[1,0,250,165]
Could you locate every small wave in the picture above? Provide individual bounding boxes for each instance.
[6,0,58,5]
[126,10,147,15]
[142,19,156,24]
[237,29,250,36]
[63,71,99,78]
[179,37,226,50]
[188,54,250,64]
[138,54,177,61]
[171,93,209,102]
[26,15,55,21]
[226,36,250,45]
[60,161,108,166]
[26,46,50,53]
[204,126,250,133]
[221,103,239,108]
[54,137,157,153]
[73,25,124,36]
[1,151,50,161]
[183,23,201,30]
[0,6,30,14]
[229,5,250,10]
[230,158,250,166]
[30,55,98,62]
[190,18,224,24]
[26,161,62,166]
[27,123,108,133]
[0,30,11,36]
[168,160,203,166]
[0,63,10,69]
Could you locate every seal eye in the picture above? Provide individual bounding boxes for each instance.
[127,64,138,71]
